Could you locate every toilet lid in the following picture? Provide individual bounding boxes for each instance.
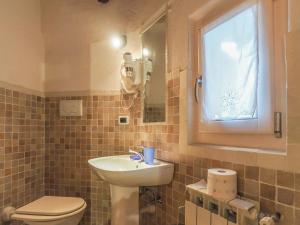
[16,196,85,216]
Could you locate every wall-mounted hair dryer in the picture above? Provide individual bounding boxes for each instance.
[120,53,142,94]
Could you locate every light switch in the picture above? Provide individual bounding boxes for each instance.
[60,100,83,117]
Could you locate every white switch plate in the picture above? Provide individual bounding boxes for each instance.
[60,100,83,117]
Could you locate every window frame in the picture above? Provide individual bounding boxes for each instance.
[189,0,287,151]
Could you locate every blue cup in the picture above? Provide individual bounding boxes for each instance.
[143,147,155,165]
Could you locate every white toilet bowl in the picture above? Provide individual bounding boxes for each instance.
[11,196,86,225]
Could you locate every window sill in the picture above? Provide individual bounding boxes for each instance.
[188,142,287,156]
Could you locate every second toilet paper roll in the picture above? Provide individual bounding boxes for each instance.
[207,168,237,201]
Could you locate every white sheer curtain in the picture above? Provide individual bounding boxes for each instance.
[201,0,274,133]
[202,3,258,121]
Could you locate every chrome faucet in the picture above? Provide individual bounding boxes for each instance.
[129,148,144,162]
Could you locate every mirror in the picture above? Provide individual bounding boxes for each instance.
[142,15,167,123]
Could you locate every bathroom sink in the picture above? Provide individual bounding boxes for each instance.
[89,155,174,225]
[88,155,174,187]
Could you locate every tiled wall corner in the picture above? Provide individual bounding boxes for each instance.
[0,87,45,219]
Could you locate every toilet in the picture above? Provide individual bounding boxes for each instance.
[8,196,86,225]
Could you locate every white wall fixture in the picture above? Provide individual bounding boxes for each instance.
[59,100,83,117]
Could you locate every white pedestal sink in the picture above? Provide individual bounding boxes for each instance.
[88,155,174,225]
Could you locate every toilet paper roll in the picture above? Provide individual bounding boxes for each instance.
[207,168,237,201]
[259,217,275,225]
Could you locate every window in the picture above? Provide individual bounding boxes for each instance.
[203,5,258,122]
[190,0,287,151]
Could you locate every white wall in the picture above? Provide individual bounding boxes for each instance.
[0,0,298,94]
[0,0,45,92]
[42,0,167,93]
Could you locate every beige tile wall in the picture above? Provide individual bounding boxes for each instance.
[0,87,45,224]
[45,95,136,225]
[43,76,181,225]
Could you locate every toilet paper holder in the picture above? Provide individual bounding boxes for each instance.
[208,199,219,215]
[195,195,204,207]
[186,182,260,225]
[224,207,237,223]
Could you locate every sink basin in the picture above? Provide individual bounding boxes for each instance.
[88,155,174,225]
[88,155,174,187]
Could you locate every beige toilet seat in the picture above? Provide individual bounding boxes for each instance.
[12,196,86,222]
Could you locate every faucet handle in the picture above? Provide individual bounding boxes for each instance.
[129,149,135,153]
[129,149,144,161]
